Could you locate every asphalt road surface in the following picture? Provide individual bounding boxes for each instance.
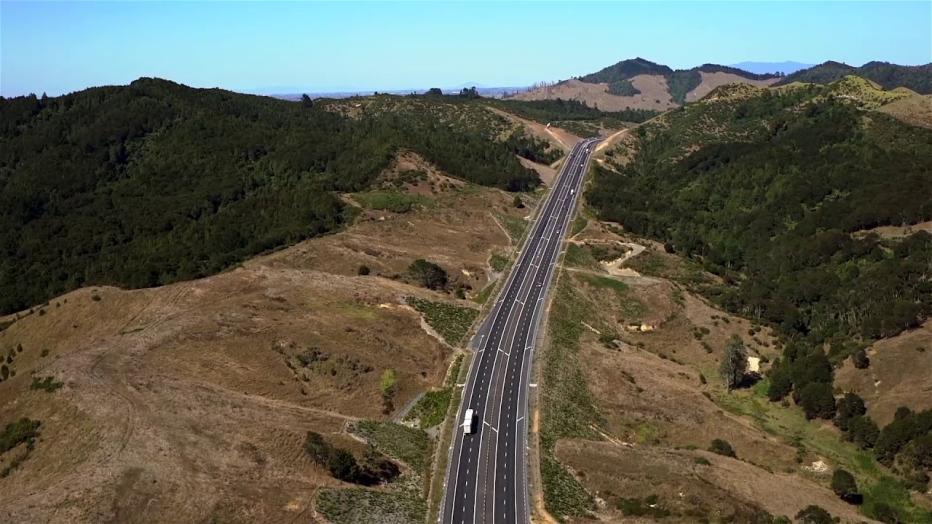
[441,138,600,524]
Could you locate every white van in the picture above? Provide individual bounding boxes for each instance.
[463,408,477,435]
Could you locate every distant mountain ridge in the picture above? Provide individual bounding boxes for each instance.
[509,57,929,113]
[579,57,781,85]
[730,61,814,75]
[775,60,932,94]
[509,57,783,112]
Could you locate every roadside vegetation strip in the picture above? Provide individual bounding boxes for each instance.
[427,352,471,523]
[445,354,464,387]
[538,272,604,519]
[405,297,479,347]
[569,215,588,237]
[471,282,496,305]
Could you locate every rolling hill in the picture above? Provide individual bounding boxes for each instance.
[509,58,783,111]
[0,79,566,315]
[775,60,932,94]
[581,76,932,522]
[0,146,541,522]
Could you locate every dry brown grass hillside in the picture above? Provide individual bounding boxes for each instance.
[684,71,779,102]
[511,73,778,112]
[511,77,677,112]
[0,156,532,523]
[878,93,932,128]
[534,220,887,523]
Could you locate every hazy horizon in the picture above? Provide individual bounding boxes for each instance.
[2,1,930,97]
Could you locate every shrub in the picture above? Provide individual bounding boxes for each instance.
[303,431,399,486]
[874,408,932,466]
[798,382,836,420]
[831,468,861,504]
[357,265,370,276]
[327,448,360,481]
[767,365,793,401]
[795,505,833,524]
[616,495,670,518]
[892,434,932,490]
[834,392,866,431]
[709,438,736,458]
[513,194,525,208]
[0,418,41,453]
[407,259,448,290]
[30,376,63,393]
[846,415,879,449]
[851,348,870,369]
[872,502,901,524]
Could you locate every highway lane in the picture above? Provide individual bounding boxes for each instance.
[441,137,599,524]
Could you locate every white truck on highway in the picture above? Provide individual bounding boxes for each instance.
[463,408,477,435]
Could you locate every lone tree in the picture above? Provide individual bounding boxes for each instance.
[719,336,747,390]
[301,93,313,108]
[831,468,861,504]
[425,87,443,96]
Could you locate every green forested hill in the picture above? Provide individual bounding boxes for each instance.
[776,60,932,94]
[0,78,544,314]
[589,83,932,344]
[577,58,781,104]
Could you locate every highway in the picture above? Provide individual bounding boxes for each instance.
[441,137,599,524]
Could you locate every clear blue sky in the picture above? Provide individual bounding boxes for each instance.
[2,1,930,96]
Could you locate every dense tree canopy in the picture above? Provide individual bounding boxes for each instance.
[0,78,543,313]
[776,61,932,94]
[589,87,932,346]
